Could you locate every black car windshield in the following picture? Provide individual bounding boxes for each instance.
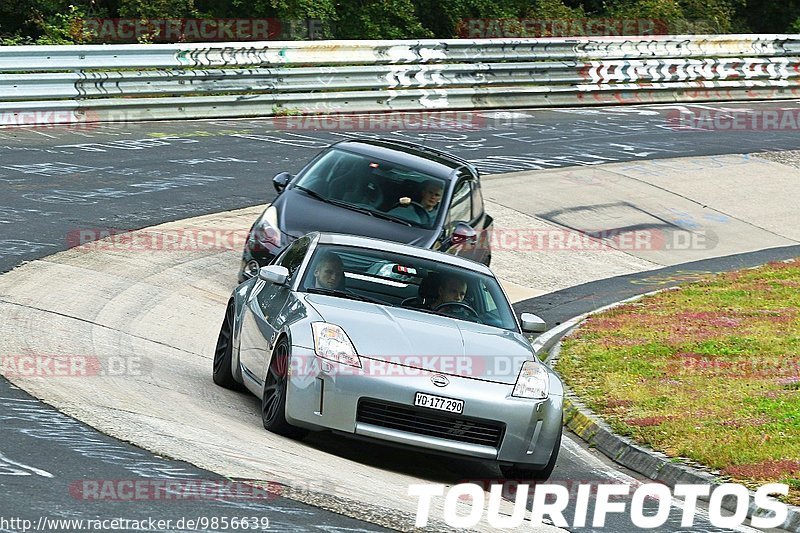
[292,148,447,229]
[300,244,519,332]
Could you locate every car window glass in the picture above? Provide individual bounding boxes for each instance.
[294,149,376,203]
[448,180,472,224]
[256,279,287,315]
[480,279,499,313]
[278,235,311,280]
[471,182,484,220]
[304,250,346,290]
[293,147,446,229]
[300,244,517,331]
[292,150,342,193]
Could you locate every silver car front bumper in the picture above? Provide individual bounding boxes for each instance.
[285,347,563,468]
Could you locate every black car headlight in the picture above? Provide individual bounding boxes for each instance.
[243,259,261,278]
[249,206,281,251]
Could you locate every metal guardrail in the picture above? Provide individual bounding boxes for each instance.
[1,35,799,124]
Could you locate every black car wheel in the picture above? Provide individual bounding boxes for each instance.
[261,338,308,439]
[500,424,562,481]
[213,302,242,390]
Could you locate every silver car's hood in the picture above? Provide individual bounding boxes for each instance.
[303,294,535,385]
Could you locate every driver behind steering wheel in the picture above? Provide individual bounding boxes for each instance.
[387,179,443,225]
[428,275,473,319]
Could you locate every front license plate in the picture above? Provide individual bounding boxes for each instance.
[414,392,464,414]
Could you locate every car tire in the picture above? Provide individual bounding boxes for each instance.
[500,424,562,481]
[261,338,308,439]
[213,302,243,390]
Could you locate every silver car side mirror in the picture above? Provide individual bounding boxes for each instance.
[520,313,547,333]
[258,265,289,285]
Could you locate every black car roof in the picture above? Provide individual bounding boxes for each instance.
[331,138,476,181]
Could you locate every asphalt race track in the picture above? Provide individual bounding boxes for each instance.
[0,380,390,532]
[2,101,800,531]
[4,100,800,274]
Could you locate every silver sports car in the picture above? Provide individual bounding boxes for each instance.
[213,232,563,479]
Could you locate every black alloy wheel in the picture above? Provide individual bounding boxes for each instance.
[261,338,308,439]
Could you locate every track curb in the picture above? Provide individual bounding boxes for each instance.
[536,288,800,533]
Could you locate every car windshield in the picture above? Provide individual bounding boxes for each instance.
[292,148,447,229]
[300,244,519,332]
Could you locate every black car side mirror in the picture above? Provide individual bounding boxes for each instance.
[272,172,293,193]
[451,222,478,246]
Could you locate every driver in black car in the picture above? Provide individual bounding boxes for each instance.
[388,179,443,226]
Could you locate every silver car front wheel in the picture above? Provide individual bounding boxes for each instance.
[261,339,308,439]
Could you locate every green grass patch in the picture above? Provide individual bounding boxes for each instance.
[556,259,800,504]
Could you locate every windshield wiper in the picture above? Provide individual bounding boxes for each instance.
[367,210,415,227]
[294,186,380,218]
[305,287,382,304]
[294,185,334,204]
[294,185,419,227]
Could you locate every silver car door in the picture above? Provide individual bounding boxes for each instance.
[238,280,268,388]
[240,279,291,386]
[240,234,314,386]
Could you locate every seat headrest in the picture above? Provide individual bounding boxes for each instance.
[418,272,441,300]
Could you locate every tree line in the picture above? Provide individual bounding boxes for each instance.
[0,0,797,45]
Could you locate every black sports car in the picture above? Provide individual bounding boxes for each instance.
[239,138,493,281]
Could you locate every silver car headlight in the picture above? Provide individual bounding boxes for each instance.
[250,205,281,249]
[312,322,361,368]
[512,360,550,399]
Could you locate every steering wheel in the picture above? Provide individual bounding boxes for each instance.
[433,302,479,319]
[390,201,428,220]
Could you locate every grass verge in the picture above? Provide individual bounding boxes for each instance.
[555,259,800,505]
